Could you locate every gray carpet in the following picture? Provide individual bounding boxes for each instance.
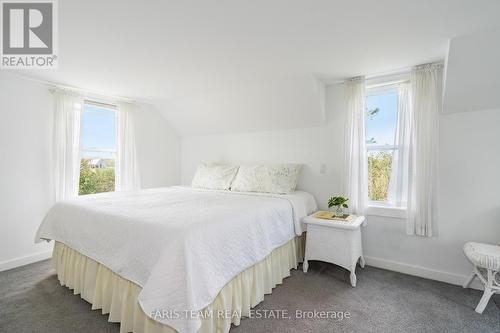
[1,260,499,333]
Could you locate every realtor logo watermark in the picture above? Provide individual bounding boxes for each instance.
[1,0,58,69]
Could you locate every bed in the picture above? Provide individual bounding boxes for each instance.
[36,186,317,333]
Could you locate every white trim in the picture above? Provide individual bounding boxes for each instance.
[0,247,485,293]
[84,99,118,110]
[49,86,133,105]
[365,204,407,219]
[82,148,117,153]
[365,67,412,81]
[366,79,409,91]
[0,249,53,272]
[364,255,484,290]
[366,81,401,94]
[367,145,397,151]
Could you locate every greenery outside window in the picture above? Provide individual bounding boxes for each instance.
[79,102,117,195]
[365,86,400,206]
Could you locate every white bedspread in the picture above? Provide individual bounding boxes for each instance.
[36,186,317,333]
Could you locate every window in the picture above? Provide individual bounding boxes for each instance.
[365,86,399,205]
[79,102,117,195]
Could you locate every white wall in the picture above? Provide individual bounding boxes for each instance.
[161,75,326,136]
[0,73,181,271]
[181,85,345,204]
[0,74,55,270]
[443,29,500,114]
[181,84,500,287]
[134,103,180,188]
[364,108,500,285]
[181,126,340,205]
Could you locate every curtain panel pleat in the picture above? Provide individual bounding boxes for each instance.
[343,77,368,215]
[116,102,141,192]
[388,83,411,207]
[53,91,83,201]
[407,63,443,237]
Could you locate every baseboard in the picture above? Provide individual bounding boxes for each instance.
[0,250,53,272]
[0,250,485,290]
[364,255,484,291]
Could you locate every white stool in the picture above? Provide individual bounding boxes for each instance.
[463,242,500,314]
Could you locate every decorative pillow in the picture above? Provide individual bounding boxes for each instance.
[231,164,302,194]
[191,163,239,190]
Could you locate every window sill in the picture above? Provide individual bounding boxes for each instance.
[365,204,407,219]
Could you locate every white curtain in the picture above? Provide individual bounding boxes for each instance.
[343,77,368,215]
[388,82,411,207]
[116,102,141,191]
[407,63,443,237]
[53,91,83,201]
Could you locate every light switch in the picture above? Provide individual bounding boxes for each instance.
[320,163,327,174]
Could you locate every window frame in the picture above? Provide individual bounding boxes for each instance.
[364,84,407,217]
[78,100,118,195]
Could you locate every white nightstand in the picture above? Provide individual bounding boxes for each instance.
[303,214,366,287]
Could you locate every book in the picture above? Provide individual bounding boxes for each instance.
[314,211,335,219]
[313,211,354,221]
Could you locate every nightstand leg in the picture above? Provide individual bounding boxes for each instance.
[303,259,309,273]
[350,271,357,287]
[359,256,365,268]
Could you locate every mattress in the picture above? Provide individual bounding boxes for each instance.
[36,186,317,333]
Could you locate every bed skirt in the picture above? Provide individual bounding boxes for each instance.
[52,236,305,333]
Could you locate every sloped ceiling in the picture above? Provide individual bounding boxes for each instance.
[10,0,500,135]
[443,29,500,114]
[155,75,326,135]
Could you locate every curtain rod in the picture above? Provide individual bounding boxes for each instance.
[366,79,410,90]
[50,84,134,104]
[365,67,411,80]
[84,99,118,110]
[5,72,135,104]
[334,61,444,86]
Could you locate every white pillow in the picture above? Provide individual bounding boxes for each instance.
[231,164,302,194]
[191,163,239,190]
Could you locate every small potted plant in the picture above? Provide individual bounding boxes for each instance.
[328,196,349,217]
